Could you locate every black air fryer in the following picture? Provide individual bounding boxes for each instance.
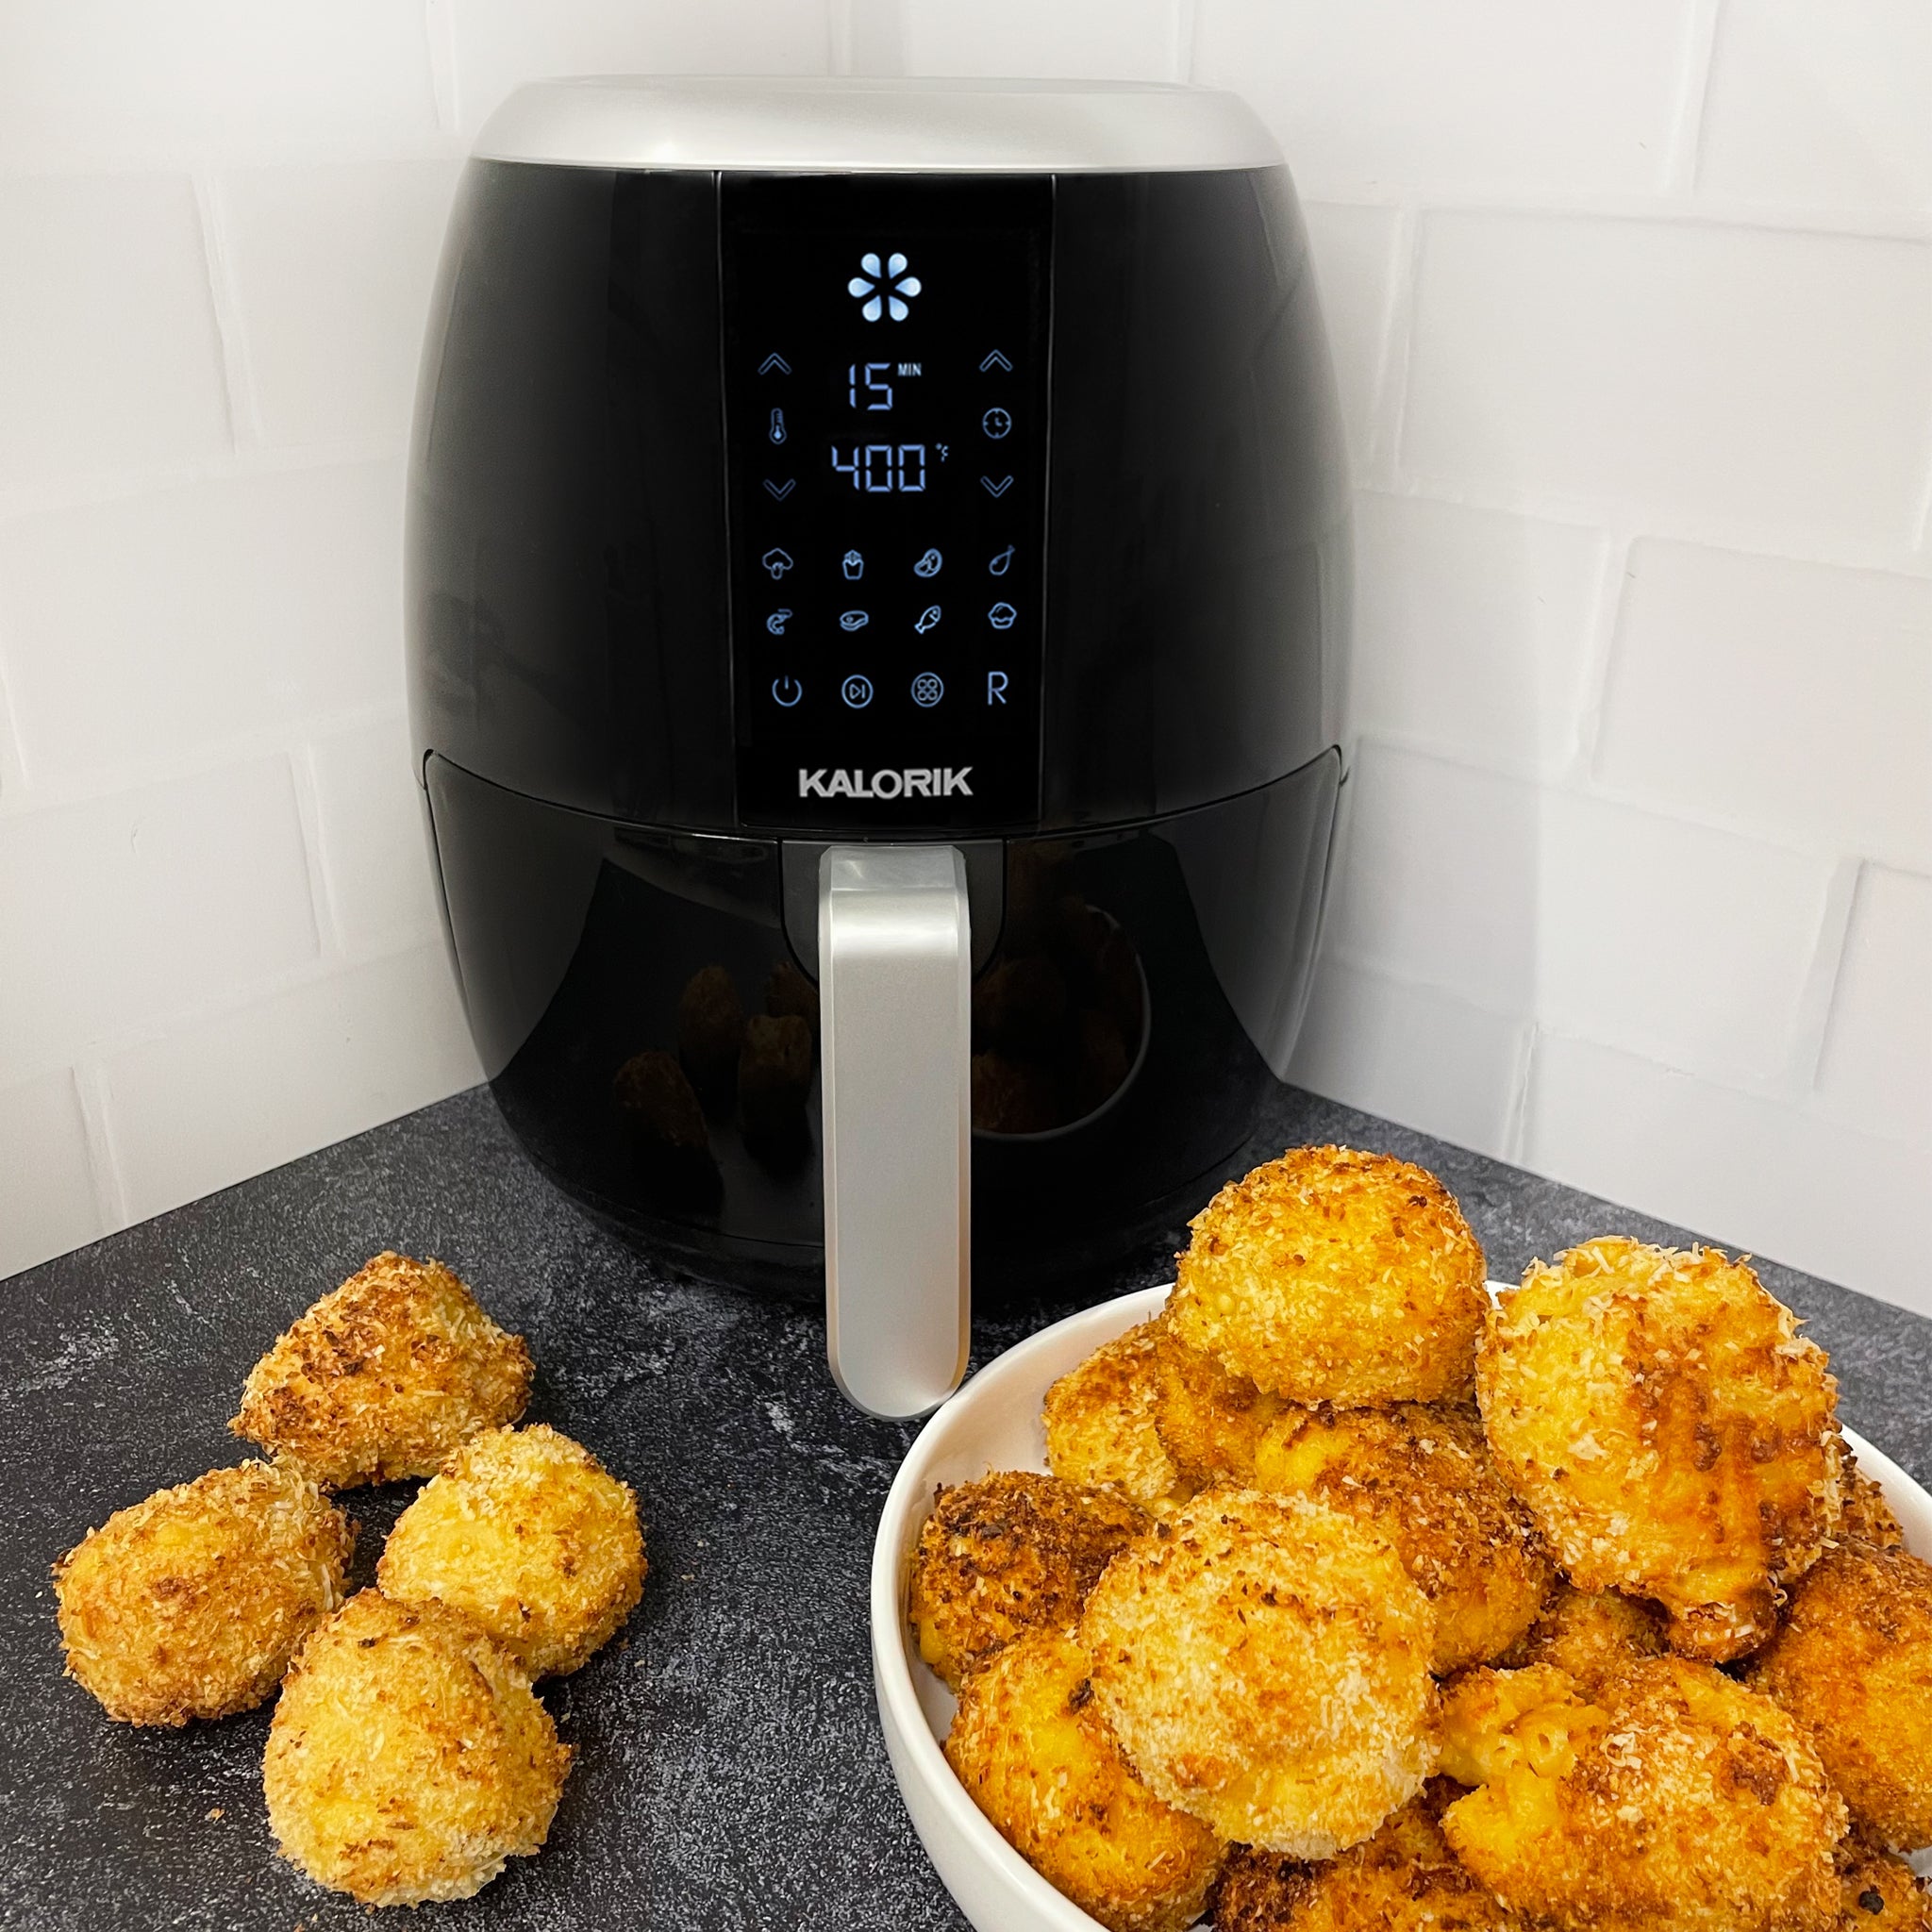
[408,78,1350,1416]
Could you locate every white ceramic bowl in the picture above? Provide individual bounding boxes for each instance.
[870,1283,1932,1932]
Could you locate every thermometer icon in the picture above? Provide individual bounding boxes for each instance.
[769,408,787,444]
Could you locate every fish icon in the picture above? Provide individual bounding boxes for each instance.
[914,606,941,635]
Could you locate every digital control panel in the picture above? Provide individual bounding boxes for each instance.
[722,175,1052,829]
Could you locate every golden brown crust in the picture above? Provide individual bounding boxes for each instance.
[264,1591,570,1906]
[1078,1489,1440,1857]
[1837,1456,1907,1555]
[1497,1581,1669,1691]
[1042,1319,1191,1511]
[1440,1657,1847,1932]
[1253,1402,1552,1674]
[1213,1787,1524,1932]
[908,1471,1147,1690]
[1835,1831,1931,1930]
[1149,1319,1284,1487]
[943,1628,1225,1932]
[1477,1238,1842,1661]
[52,1460,353,1725]
[1746,1544,1932,1853]
[230,1252,533,1488]
[377,1423,645,1678]
[1168,1145,1486,1407]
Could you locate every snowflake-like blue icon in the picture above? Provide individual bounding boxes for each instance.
[848,251,921,323]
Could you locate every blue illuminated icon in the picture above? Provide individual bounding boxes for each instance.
[766,608,792,635]
[914,605,941,636]
[761,548,793,579]
[913,548,942,577]
[911,673,944,708]
[981,475,1012,498]
[840,610,868,631]
[982,407,1012,440]
[841,550,863,579]
[841,674,874,708]
[989,544,1015,575]
[772,675,803,708]
[848,251,922,323]
[987,671,1009,705]
[769,408,787,444]
[763,477,794,500]
[979,350,1011,373]
[989,602,1017,630]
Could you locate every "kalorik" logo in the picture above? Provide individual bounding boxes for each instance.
[798,767,973,800]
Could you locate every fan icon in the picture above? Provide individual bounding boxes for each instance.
[848,251,921,323]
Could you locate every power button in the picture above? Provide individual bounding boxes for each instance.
[771,675,803,708]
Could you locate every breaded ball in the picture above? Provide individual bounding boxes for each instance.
[265,1591,570,1906]
[1150,1321,1284,1487]
[1439,1657,1846,1932]
[1838,1455,1907,1555]
[1747,1544,1932,1853]
[53,1460,352,1725]
[677,963,744,1115]
[613,1048,708,1154]
[1078,1489,1439,1857]
[231,1252,532,1489]
[1835,1832,1930,1929]
[909,1472,1146,1690]
[739,1012,813,1150]
[1042,1320,1191,1511]
[1477,1238,1842,1661]
[1253,1402,1552,1674]
[944,1627,1225,1932]
[1214,1785,1525,1932]
[1168,1146,1487,1407]
[1500,1581,1668,1691]
[377,1423,645,1678]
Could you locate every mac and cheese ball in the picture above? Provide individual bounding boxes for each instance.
[1042,1319,1191,1511]
[1500,1581,1669,1692]
[1149,1322,1285,1488]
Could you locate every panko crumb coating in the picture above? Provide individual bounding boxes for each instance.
[231,1252,533,1489]
[1253,1402,1552,1674]
[1213,1784,1525,1932]
[264,1591,570,1906]
[1150,1321,1284,1487]
[1747,1544,1932,1854]
[909,1472,1147,1690]
[1078,1489,1439,1857]
[377,1423,645,1678]
[1834,1832,1931,1930]
[1042,1320,1191,1511]
[1439,1657,1846,1932]
[943,1628,1225,1932]
[1168,1146,1487,1407]
[1498,1580,1669,1691]
[53,1460,353,1725]
[1837,1456,1907,1555]
[1477,1238,1842,1662]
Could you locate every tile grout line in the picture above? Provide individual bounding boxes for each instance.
[424,0,459,135]
[287,742,345,968]
[191,169,260,453]
[1665,0,1726,197]
[1500,1021,1539,1166]
[1786,856,1862,1098]
[1568,529,1636,785]
[1173,0,1199,84]
[71,1060,131,1236]
[1366,204,1423,489]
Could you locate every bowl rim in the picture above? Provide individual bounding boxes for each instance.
[869,1280,1932,1932]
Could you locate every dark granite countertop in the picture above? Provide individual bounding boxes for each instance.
[1,1083,1925,1931]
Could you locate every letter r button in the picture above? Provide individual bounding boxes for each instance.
[986,670,1008,705]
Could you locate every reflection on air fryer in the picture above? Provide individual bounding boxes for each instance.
[972,846,1145,1137]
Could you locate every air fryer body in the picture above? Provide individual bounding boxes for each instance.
[408,80,1351,1293]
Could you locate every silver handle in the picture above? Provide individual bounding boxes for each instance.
[818,844,971,1418]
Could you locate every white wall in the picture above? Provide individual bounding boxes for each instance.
[0,1,1925,1313]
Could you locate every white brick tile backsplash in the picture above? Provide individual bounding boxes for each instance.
[902,0,1178,80]
[100,944,480,1227]
[1525,1030,1932,1318]
[0,463,405,787]
[308,715,444,959]
[0,1,438,169]
[1302,204,1400,478]
[1353,492,1608,779]
[1401,213,1932,545]
[218,161,462,450]
[447,0,831,134]
[1289,958,1527,1157]
[1193,0,1690,198]
[1596,541,1932,874]
[1815,865,1932,1143]
[0,176,228,495]
[1699,0,1932,216]
[0,759,317,1080]
[0,1069,107,1280]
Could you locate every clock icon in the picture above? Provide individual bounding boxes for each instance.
[982,407,1012,440]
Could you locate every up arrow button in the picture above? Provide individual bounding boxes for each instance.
[978,350,1012,373]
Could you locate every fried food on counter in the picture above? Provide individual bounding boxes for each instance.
[1213,1784,1524,1932]
[944,1628,1225,1932]
[909,1471,1147,1690]
[1498,1580,1668,1691]
[1078,1490,1438,1857]
[739,1012,813,1152]
[1747,1543,1932,1854]
[1042,1319,1191,1512]
[1150,1321,1284,1488]
[378,1423,645,1679]
[52,1460,352,1725]
[677,963,745,1116]
[1476,1238,1842,1662]
[264,1590,570,1906]
[1835,1831,1932,1930]
[1168,1146,1487,1407]
[230,1252,532,1489]
[1439,1657,1846,1932]
[1839,1454,1907,1555]
[1252,1402,1551,1674]
[613,1048,709,1155]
